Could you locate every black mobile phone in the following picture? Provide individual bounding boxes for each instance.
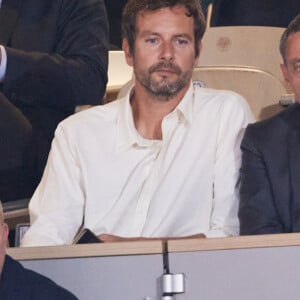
[73,229,103,244]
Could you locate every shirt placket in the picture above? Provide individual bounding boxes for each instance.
[129,110,182,236]
[130,143,161,236]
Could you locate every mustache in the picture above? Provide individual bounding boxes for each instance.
[149,62,181,74]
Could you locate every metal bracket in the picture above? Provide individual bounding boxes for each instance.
[162,273,185,297]
[144,242,186,300]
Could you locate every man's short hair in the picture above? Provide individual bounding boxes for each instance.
[280,13,300,64]
[121,0,206,58]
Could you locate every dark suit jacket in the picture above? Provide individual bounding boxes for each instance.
[2,0,108,138]
[210,0,300,27]
[104,0,127,49]
[0,0,109,198]
[0,255,78,299]
[239,103,300,235]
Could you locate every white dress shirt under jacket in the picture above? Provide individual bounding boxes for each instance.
[0,0,8,81]
[22,82,254,246]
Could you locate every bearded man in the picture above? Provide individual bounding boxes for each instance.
[22,0,253,246]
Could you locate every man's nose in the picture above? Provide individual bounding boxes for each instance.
[160,41,174,61]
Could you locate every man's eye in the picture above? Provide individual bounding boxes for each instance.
[176,39,189,46]
[294,64,300,72]
[146,38,158,44]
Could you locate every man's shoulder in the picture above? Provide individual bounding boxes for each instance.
[58,99,123,131]
[2,256,77,300]
[193,87,253,120]
[247,103,298,135]
[243,104,300,149]
[24,268,78,299]
[194,87,250,109]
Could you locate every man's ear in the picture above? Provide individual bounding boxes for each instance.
[3,224,8,240]
[280,63,290,85]
[122,38,134,67]
[194,41,202,67]
[1,223,9,248]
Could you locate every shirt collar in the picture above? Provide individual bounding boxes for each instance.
[116,85,136,152]
[116,81,194,152]
[173,81,194,124]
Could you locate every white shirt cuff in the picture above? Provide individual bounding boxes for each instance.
[0,45,8,82]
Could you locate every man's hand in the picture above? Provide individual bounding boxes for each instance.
[98,233,206,243]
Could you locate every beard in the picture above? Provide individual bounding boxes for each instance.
[135,62,193,100]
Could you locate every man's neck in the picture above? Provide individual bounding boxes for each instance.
[130,83,188,140]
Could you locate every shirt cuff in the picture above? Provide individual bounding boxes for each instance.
[0,45,8,82]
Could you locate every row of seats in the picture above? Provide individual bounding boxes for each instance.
[193,66,288,120]
[199,26,287,90]
[106,26,287,89]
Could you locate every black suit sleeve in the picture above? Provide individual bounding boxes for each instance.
[238,125,283,235]
[3,0,109,110]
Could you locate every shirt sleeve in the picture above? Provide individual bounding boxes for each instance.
[0,45,7,81]
[206,93,255,237]
[21,122,85,246]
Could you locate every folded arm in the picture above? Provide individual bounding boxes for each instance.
[3,0,109,109]
[98,233,206,243]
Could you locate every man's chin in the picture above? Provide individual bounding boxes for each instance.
[147,81,187,98]
[151,76,179,89]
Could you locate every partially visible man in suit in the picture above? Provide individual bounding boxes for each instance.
[0,201,78,299]
[239,14,300,235]
[0,0,109,202]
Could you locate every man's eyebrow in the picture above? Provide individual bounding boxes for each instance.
[290,58,300,63]
[173,33,193,41]
[139,31,193,41]
[139,31,160,37]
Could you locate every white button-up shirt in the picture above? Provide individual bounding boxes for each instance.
[0,0,8,81]
[22,82,254,246]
